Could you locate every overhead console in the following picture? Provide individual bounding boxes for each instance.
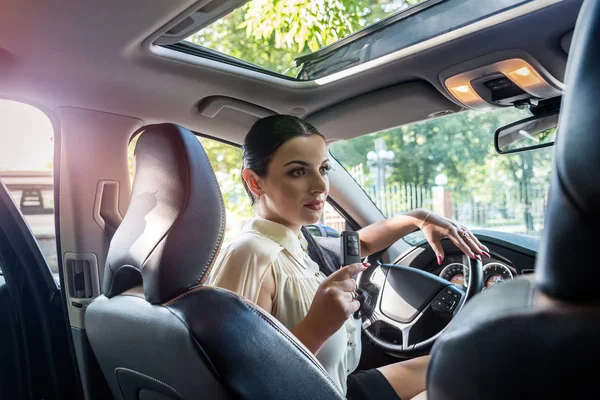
[440,53,564,110]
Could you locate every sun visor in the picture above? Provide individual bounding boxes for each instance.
[307,81,461,141]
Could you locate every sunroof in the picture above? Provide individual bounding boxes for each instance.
[175,0,534,81]
[183,0,433,77]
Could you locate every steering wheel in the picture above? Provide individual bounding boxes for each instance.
[359,252,483,357]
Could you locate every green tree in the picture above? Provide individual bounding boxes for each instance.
[331,109,527,189]
[190,0,426,76]
[330,108,553,235]
[198,138,251,218]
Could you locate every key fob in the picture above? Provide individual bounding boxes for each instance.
[341,231,365,319]
[341,231,361,266]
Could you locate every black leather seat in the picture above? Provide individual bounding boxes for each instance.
[85,124,344,400]
[426,1,600,399]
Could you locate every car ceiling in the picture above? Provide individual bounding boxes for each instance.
[0,0,582,144]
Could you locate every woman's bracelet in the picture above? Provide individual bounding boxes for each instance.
[419,211,432,230]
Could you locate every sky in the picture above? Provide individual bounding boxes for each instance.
[0,99,54,171]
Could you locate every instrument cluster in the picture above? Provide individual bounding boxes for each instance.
[438,255,515,290]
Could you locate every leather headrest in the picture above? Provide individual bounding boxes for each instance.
[102,124,225,304]
[536,0,600,302]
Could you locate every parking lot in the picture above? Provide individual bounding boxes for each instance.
[1,171,58,279]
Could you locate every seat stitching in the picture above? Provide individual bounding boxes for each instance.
[194,142,226,286]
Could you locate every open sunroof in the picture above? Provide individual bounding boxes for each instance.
[164,0,534,81]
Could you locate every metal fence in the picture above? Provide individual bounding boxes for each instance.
[323,203,346,233]
[452,184,548,235]
[340,163,549,237]
[365,182,433,216]
[348,163,434,215]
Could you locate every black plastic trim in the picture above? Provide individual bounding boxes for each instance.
[51,110,86,400]
[328,152,387,221]
[410,229,539,258]
[161,42,300,81]
[293,0,446,66]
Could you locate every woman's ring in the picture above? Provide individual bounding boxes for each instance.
[351,291,358,301]
[461,230,469,238]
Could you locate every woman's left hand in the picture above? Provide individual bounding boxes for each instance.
[417,210,490,265]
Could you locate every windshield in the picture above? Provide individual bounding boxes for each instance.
[329,107,553,244]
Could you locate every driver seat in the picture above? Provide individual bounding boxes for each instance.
[85,124,344,400]
[427,1,600,399]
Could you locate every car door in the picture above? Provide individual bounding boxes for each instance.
[0,181,79,399]
[0,99,80,399]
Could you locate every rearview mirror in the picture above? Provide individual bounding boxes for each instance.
[494,112,558,154]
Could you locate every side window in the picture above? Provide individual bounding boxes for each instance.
[321,203,344,237]
[0,100,56,277]
[305,225,322,237]
[305,203,345,238]
[198,137,252,244]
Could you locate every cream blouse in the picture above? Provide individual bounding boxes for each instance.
[209,217,362,394]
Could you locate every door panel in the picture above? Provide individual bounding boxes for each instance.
[0,182,80,399]
[0,273,27,399]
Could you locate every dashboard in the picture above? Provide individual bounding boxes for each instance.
[392,230,538,291]
[432,254,519,291]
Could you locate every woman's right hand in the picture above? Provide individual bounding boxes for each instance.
[293,262,368,354]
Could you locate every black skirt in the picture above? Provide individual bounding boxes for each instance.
[346,369,401,400]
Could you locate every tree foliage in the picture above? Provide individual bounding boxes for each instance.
[190,0,426,76]
[330,108,553,234]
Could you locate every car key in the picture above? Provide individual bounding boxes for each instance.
[341,231,365,318]
[341,231,361,266]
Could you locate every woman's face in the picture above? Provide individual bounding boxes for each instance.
[252,134,331,232]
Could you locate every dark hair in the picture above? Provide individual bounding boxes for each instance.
[241,115,378,322]
[241,115,321,205]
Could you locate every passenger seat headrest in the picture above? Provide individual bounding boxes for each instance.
[102,124,225,304]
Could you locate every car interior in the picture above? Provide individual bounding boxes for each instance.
[0,0,598,399]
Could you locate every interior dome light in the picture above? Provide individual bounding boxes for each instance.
[506,65,543,89]
[513,67,531,76]
[448,83,483,106]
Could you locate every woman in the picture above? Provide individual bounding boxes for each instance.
[209,115,489,400]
